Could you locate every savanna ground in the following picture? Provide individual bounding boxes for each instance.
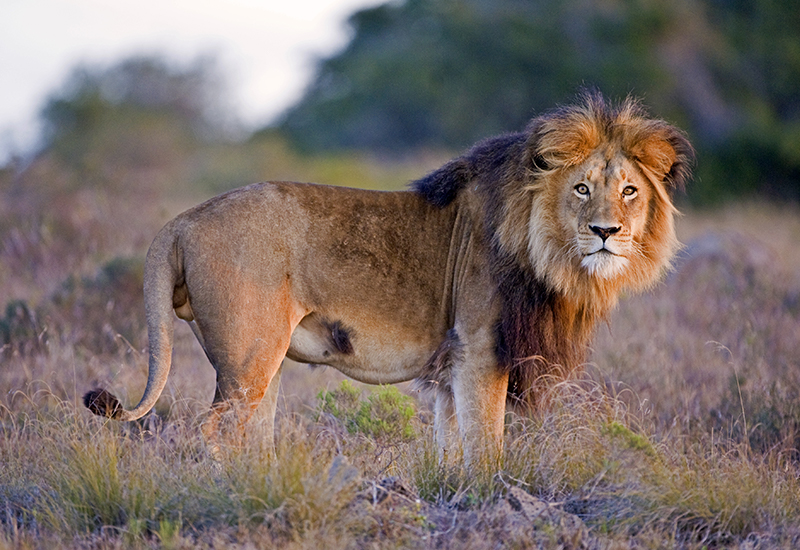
[1,138,800,549]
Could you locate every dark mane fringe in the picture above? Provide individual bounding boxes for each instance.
[493,256,595,411]
[662,129,695,191]
[411,133,525,208]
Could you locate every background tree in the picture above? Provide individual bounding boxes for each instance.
[279,0,800,203]
[39,55,231,182]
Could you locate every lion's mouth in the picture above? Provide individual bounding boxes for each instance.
[588,247,620,257]
[581,248,629,279]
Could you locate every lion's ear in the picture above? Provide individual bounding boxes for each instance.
[526,117,600,171]
[629,125,694,191]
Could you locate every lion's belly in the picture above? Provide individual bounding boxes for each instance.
[285,315,436,384]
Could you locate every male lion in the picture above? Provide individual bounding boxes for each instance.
[85,92,692,464]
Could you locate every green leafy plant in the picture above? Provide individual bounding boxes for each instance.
[317,380,417,443]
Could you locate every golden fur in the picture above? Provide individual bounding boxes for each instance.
[85,92,692,464]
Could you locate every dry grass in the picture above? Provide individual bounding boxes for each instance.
[1,142,799,547]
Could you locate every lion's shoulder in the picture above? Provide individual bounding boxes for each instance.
[411,132,526,208]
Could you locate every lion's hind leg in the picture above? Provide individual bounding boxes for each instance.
[249,362,283,453]
[194,281,304,457]
[201,337,290,457]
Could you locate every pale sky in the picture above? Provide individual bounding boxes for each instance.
[0,0,385,162]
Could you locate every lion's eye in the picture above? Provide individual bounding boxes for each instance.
[574,184,590,197]
[622,186,638,198]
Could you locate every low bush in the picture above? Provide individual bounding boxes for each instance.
[317,380,418,443]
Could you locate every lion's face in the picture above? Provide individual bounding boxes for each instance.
[525,145,679,305]
[512,94,692,306]
[564,151,653,280]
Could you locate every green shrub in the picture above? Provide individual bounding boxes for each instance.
[317,381,417,443]
[317,379,362,426]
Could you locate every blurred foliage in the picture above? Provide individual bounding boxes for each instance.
[4,0,798,211]
[25,54,427,198]
[280,0,800,203]
[39,55,231,178]
[0,257,146,358]
[48,256,147,355]
[0,300,44,357]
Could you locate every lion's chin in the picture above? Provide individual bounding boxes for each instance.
[581,251,629,280]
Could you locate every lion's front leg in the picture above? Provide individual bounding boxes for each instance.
[434,387,458,463]
[451,344,509,469]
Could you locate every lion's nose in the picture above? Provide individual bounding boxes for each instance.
[589,224,621,241]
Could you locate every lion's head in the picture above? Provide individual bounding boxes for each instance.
[492,92,695,313]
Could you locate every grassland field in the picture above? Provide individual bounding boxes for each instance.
[1,144,799,548]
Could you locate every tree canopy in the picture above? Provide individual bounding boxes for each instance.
[279,0,800,202]
[39,55,231,174]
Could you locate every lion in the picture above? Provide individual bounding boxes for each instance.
[84,92,693,465]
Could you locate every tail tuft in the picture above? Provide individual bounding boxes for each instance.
[83,388,123,419]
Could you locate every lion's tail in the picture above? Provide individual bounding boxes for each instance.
[84,222,181,421]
